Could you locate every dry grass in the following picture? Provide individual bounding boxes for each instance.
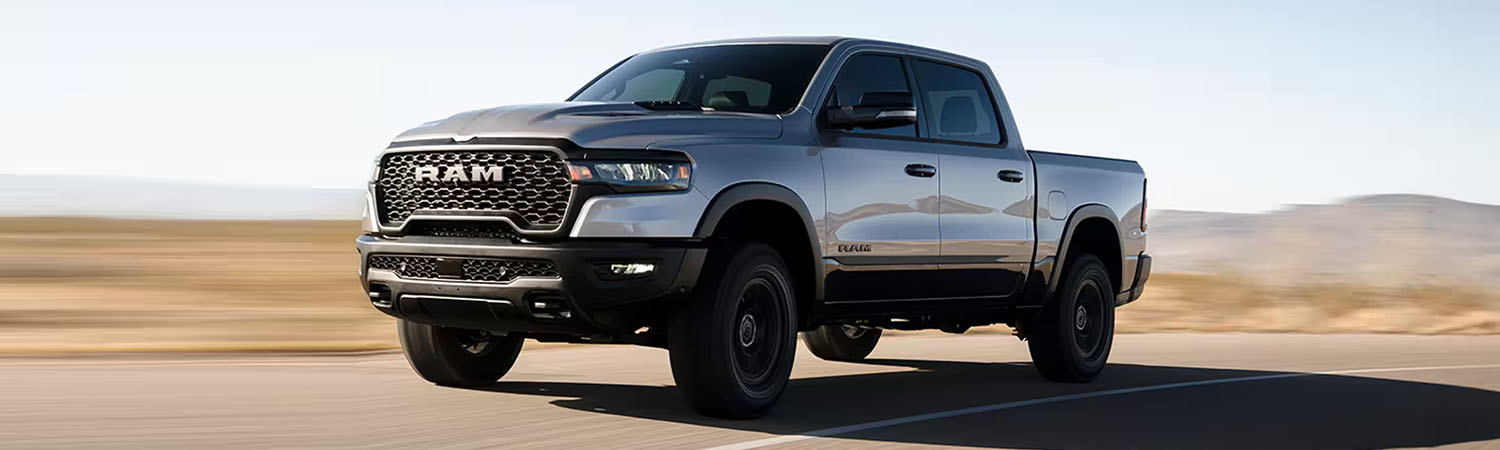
[1,218,1495,354]
[1118,273,1500,334]
[0,218,393,353]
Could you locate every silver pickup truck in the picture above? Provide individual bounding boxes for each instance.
[357,36,1150,418]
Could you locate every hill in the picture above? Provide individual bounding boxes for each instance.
[1149,194,1500,287]
[0,174,363,220]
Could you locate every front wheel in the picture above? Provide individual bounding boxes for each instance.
[399,320,524,387]
[669,242,798,419]
[1025,254,1115,382]
[802,325,882,361]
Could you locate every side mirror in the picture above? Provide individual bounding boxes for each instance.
[825,91,917,130]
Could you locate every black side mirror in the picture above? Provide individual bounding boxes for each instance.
[825,91,917,130]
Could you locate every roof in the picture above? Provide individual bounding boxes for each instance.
[641,36,984,68]
[647,36,851,51]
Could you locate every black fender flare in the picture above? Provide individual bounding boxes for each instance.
[694,182,825,303]
[1043,204,1125,300]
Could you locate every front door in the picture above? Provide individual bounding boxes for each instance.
[819,53,942,302]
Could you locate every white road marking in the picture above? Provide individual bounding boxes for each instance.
[707,363,1500,450]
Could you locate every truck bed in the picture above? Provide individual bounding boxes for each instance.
[1028,150,1148,294]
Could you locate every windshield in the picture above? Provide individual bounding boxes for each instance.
[570,44,831,114]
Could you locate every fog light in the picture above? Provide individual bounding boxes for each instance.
[527,293,571,320]
[367,283,392,308]
[609,263,655,276]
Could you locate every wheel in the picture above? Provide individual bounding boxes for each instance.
[398,319,524,387]
[1026,253,1115,382]
[669,242,798,419]
[802,324,882,361]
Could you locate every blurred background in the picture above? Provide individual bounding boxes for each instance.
[2,0,1497,354]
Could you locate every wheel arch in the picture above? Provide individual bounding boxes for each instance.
[1046,204,1125,301]
[694,182,823,328]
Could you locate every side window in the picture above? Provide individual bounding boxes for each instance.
[828,54,915,138]
[702,76,772,110]
[911,60,1002,145]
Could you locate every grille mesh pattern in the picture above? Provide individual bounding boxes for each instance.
[406,222,520,240]
[368,255,558,283]
[376,150,571,228]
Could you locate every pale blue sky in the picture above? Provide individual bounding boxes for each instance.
[2,0,1495,212]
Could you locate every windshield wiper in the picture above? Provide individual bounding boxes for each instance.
[634,100,702,111]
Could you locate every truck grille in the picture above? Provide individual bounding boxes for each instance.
[375,150,572,229]
[405,221,520,241]
[368,255,559,283]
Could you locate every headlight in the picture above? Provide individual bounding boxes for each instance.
[567,161,691,193]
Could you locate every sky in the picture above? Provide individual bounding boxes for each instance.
[1,0,1496,213]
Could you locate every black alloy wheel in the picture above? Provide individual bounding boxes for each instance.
[669,242,798,419]
[1026,254,1116,382]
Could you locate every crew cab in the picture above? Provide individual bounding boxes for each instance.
[357,37,1151,418]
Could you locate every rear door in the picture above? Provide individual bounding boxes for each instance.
[819,53,942,302]
[912,58,1034,299]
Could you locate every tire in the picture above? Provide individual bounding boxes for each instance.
[802,325,882,362]
[1026,254,1115,382]
[669,242,798,419]
[399,319,524,387]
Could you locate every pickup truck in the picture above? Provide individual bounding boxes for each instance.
[357,37,1150,418]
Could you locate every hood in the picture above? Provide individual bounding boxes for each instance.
[393,102,784,149]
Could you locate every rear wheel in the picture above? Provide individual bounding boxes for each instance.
[1026,254,1115,382]
[802,325,882,361]
[399,320,524,387]
[669,242,797,419]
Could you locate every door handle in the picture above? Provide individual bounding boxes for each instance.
[905,164,937,178]
[998,170,1025,183]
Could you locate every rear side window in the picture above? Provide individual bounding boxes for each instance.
[828,54,915,138]
[911,60,1002,145]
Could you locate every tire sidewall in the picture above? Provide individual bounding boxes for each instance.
[399,320,523,387]
[1057,256,1115,375]
[712,249,797,401]
[670,242,797,417]
[803,325,882,362]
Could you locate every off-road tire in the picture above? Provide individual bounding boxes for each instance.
[399,320,524,387]
[802,325,882,361]
[1026,254,1115,382]
[669,242,797,419]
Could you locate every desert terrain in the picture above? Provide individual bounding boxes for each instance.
[2,206,1494,354]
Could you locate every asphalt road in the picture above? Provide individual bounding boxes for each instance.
[3,333,1498,449]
